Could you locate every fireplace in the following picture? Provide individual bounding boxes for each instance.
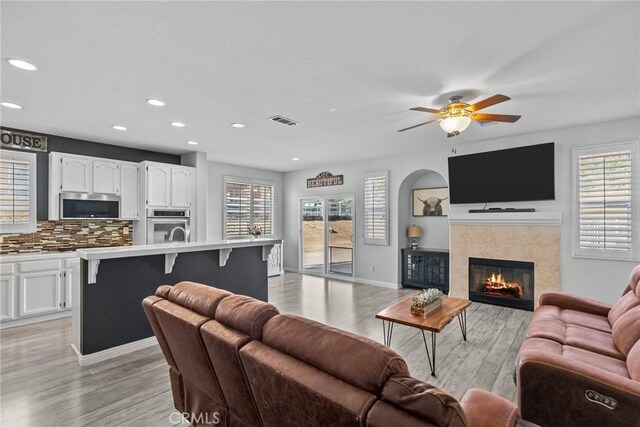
[468,257,534,311]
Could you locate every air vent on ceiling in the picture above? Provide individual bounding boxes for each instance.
[268,115,300,127]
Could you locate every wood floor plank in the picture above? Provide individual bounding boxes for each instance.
[0,272,530,425]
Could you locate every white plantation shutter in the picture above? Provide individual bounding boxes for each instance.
[574,142,638,260]
[252,184,274,235]
[0,151,36,233]
[363,170,389,245]
[224,177,275,238]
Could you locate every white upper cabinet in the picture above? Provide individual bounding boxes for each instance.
[120,163,139,219]
[146,165,171,207]
[171,167,192,208]
[61,156,91,193]
[93,160,120,195]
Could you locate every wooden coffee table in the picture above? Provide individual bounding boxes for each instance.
[375,296,471,376]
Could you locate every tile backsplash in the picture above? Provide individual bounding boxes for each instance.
[0,220,132,254]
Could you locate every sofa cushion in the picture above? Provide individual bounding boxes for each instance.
[214,294,278,340]
[519,338,630,379]
[527,319,624,360]
[612,306,640,356]
[608,291,640,326]
[380,375,466,427]
[366,401,440,427]
[167,281,231,318]
[262,314,409,395]
[533,306,612,333]
[628,340,640,381]
[240,340,376,427]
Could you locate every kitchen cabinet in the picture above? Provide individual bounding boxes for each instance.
[120,163,139,219]
[147,164,171,207]
[61,156,91,193]
[171,167,192,208]
[93,160,120,195]
[18,270,62,317]
[0,275,16,321]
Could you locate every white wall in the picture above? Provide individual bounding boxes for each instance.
[206,160,284,241]
[283,116,640,302]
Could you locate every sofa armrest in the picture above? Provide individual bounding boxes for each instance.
[460,389,520,427]
[539,292,612,316]
[517,348,640,427]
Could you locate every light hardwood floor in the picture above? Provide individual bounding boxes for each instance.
[0,273,531,426]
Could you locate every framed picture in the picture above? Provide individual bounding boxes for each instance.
[412,187,450,217]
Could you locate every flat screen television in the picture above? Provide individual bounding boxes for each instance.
[448,142,555,204]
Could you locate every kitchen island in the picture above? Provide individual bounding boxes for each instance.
[73,238,281,365]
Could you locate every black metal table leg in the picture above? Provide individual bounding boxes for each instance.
[382,320,394,347]
[421,330,437,376]
[457,310,467,341]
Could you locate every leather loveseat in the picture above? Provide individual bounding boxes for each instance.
[143,281,524,427]
[517,264,640,427]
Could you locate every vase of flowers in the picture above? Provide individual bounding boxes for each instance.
[247,225,263,239]
[410,288,443,317]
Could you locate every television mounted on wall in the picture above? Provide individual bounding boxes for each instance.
[447,142,555,204]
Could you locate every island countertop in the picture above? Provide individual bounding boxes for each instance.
[76,238,282,260]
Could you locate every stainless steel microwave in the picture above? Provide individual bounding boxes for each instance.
[60,193,120,219]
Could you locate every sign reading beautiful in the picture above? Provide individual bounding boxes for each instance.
[0,130,47,152]
[307,171,344,188]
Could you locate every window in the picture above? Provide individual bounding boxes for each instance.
[224,177,275,237]
[573,141,638,260]
[0,150,37,234]
[363,170,389,245]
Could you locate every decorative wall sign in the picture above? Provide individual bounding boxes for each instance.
[413,187,450,217]
[0,130,47,152]
[307,171,344,188]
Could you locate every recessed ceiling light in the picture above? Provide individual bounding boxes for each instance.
[147,99,165,107]
[171,121,185,128]
[292,157,300,161]
[231,123,246,128]
[187,140,199,145]
[112,125,127,131]
[7,59,37,71]
[1,101,23,109]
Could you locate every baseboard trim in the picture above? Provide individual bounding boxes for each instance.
[0,310,71,330]
[71,336,158,366]
[281,268,399,289]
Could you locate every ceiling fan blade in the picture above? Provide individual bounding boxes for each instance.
[472,113,521,123]
[468,94,511,112]
[397,119,439,132]
[410,107,442,114]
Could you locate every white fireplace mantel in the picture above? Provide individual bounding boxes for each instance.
[448,211,561,226]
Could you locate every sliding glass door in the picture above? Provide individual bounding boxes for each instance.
[300,197,353,276]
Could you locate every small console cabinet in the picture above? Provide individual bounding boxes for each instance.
[401,248,450,293]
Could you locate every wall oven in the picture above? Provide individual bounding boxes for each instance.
[147,209,191,244]
[60,193,120,219]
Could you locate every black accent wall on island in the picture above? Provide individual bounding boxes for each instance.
[0,127,181,220]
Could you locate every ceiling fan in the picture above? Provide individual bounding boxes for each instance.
[398,94,521,138]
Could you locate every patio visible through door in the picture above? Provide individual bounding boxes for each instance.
[301,197,353,276]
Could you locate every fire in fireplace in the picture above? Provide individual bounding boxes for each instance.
[469,257,534,311]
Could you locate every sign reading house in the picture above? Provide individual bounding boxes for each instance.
[307,171,344,188]
[0,130,47,153]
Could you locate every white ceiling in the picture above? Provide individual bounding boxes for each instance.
[1,1,638,171]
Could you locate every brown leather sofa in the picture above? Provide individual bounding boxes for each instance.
[143,281,524,427]
[517,264,640,427]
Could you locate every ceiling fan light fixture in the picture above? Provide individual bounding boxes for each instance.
[439,116,472,134]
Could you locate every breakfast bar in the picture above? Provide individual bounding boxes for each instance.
[72,238,282,365]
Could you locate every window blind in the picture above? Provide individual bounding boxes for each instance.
[224,178,275,237]
[0,157,32,228]
[363,171,389,245]
[578,149,632,252]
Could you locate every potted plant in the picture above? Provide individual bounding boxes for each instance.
[410,288,443,317]
[247,225,263,239]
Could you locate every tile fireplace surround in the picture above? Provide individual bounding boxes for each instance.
[449,212,561,308]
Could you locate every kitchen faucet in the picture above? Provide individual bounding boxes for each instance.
[168,226,189,242]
